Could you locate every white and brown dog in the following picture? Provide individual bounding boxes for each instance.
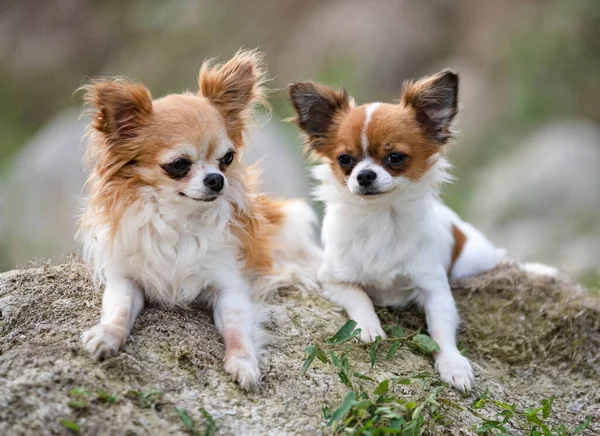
[288,70,556,391]
[79,50,320,389]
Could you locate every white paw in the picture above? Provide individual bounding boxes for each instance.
[224,353,261,390]
[81,324,124,360]
[435,352,474,392]
[357,320,387,343]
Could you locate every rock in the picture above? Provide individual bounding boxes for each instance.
[468,119,600,277]
[1,262,598,435]
[0,109,311,270]
[0,109,87,268]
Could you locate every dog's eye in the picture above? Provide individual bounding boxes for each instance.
[219,150,235,171]
[337,154,354,167]
[161,158,192,179]
[220,150,235,165]
[386,152,407,167]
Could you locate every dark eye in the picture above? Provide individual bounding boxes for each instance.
[219,150,235,171]
[386,152,407,166]
[337,154,354,167]
[161,158,192,179]
[220,150,235,165]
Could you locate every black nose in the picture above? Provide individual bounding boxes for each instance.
[357,169,377,187]
[203,173,224,192]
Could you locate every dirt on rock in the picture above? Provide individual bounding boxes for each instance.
[0,262,598,435]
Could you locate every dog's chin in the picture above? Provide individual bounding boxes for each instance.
[352,188,395,199]
[178,192,220,203]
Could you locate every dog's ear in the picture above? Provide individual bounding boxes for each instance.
[401,69,459,144]
[82,79,153,143]
[198,49,268,144]
[287,81,350,151]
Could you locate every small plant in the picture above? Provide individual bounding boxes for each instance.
[302,320,439,377]
[176,406,217,436]
[302,320,594,435]
[472,390,592,435]
[127,389,166,409]
[59,418,80,433]
[67,387,90,410]
[96,389,118,404]
[302,320,444,434]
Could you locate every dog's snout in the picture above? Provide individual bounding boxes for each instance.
[203,173,225,192]
[357,169,377,187]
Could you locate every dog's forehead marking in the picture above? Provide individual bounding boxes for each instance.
[361,103,380,153]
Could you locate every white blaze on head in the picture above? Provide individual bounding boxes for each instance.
[361,102,380,153]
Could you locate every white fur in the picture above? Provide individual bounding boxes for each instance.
[80,159,321,390]
[314,155,503,392]
[361,103,380,153]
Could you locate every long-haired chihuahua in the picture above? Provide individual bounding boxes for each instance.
[288,70,556,391]
[79,50,320,389]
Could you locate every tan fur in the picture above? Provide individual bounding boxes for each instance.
[366,104,440,181]
[229,166,286,273]
[302,101,441,186]
[198,49,269,146]
[80,50,283,275]
[325,107,366,185]
[449,224,467,275]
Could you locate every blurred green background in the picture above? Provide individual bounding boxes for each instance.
[0,0,598,287]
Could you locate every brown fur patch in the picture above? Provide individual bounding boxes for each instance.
[400,70,458,145]
[365,104,440,181]
[449,224,467,275]
[287,81,350,153]
[325,107,367,184]
[302,102,440,185]
[229,167,286,274]
[198,49,269,146]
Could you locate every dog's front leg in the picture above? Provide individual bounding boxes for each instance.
[212,273,261,390]
[415,268,474,392]
[82,275,144,359]
[321,281,386,342]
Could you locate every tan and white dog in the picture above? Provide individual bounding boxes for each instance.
[79,50,320,389]
[288,70,556,391]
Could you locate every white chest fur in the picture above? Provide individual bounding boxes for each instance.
[84,197,239,308]
[315,164,456,305]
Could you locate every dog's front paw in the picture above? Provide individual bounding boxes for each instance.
[435,352,474,392]
[224,353,261,390]
[81,324,125,360]
[357,320,387,343]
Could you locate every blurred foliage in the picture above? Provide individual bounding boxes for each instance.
[443,0,600,214]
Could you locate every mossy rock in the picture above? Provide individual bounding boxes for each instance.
[0,262,598,435]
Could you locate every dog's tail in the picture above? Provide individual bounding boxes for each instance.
[252,199,323,299]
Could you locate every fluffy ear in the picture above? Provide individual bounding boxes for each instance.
[81,79,153,142]
[401,69,459,144]
[198,49,268,142]
[287,81,350,150]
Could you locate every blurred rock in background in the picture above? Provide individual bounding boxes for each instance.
[0,0,598,285]
[1,109,87,267]
[469,120,600,277]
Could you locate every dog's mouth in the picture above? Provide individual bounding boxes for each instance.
[179,192,219,202]
[355,187,396,198]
